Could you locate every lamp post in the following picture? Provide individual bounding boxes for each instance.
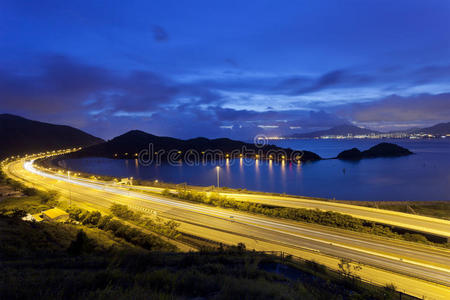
[67,171,72,207]
[129,177,133,195]
[216,166,220,188]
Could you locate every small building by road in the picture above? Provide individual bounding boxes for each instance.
[41,208,69,222]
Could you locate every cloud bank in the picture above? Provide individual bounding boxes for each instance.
[0,54,449,139]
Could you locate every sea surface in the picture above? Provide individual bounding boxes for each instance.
[61,139,450,201]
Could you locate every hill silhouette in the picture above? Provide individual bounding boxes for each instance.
[0,114,103,159]
[67,130,322,162]
[412,122,450,136]
[337,143,413,160]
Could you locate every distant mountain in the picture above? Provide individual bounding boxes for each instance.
[286,124,379,139]
[66,130,321,162]
[0,114,104,159]
[387,127,421,134]
[412,122,450,136]
[337,143,413,160]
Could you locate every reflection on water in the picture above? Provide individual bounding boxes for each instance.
[134,159,139,176]
[62,139,450,201]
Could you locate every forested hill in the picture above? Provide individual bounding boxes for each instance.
[412,122,450,136]
[0,114,104,159]
[66,130,322,162]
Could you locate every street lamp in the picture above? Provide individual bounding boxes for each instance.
[216,166,220,188]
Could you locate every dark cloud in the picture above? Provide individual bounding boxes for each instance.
[151,25,169,42]
[0,55,222,136]
[276,76,311,90]
[1,53,449,140]
[196,69,376,96]
[333,93,450,124]
[208,70,374,96]
[0,55,112,115]
[208,64,450,98]
[213,107,347,135]
[224,58,239,68]
[0,55,224,115]
[413,65,450,84]
[293,70,374,94]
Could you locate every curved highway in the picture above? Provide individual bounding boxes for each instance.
[3,157,450,299]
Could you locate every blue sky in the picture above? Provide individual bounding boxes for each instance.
[1,0,449,139]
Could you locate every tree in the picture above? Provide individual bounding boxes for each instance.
[237,242,246,252]
[67,230,93,255]
[23,187,38,196]
[82,211,102,226]
[11,209,27,219]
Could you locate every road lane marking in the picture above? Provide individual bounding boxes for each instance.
[22,159,450,278]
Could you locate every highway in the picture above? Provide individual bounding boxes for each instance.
[112,183,450,240]
[4,157,450,299]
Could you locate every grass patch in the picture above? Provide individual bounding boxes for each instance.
[110,203,181,239]
[0,214,411,300]
[0,215,142,260]
[67,207,178,252]
[0,195,54,214]
[163,189,449,247]
[342,201,450,220]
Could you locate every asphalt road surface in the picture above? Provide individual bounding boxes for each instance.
[4,158,450,299]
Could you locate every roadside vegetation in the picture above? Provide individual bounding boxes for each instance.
[0,169,177,252]
[67,207,177,252]
[3,165,446,248]
[0,212,410,299]
[0,160,421,299]
[163,189,449,247]
[110,203,181,239]
[342,200,450,221]
[0,169,59,215]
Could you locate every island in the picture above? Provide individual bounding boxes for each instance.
[337,143,413,160]
[60,130,322,162]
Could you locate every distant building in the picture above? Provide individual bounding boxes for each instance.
[41,208,69,222]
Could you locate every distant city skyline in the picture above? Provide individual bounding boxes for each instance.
[1,0,449,139]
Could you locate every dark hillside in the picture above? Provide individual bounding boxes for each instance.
[0,114,103,159]
[67,130,321,162]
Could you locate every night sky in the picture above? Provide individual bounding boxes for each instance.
[1,0,449,139]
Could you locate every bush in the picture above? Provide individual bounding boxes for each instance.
[23,187,38,196]
[67,207,83,220]
[66,207,176,252]
[40,190,59,204]
[97,215,113,229]
[11,209,28,219]
[403,233,429,243]
[110,204,181,240]
[82,211,102,226]
[67,230,94,255]
[110,204,141,221]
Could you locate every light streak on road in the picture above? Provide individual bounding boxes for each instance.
[23,160,450,284]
